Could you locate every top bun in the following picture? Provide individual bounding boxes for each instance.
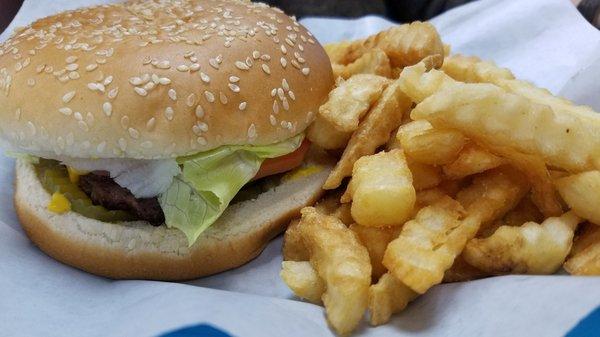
[0,0,333,159]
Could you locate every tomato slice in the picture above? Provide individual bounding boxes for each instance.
[253,139,311,180]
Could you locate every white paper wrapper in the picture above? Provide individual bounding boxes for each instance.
[1,0,599,336]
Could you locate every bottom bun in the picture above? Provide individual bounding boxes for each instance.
[15,147,334,281]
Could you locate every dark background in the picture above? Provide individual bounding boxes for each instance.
[0,0,597,35]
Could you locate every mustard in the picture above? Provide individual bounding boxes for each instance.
[282,165,324,182]
[67,166,87,184]
[48,192,71,214]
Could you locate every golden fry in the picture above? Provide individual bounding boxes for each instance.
[343,150,416,227]
[368,273,418,326]
[283,219,308,261]
[346,22,444,68]
[443,255,488,283]
[443,143,505,180]
[350,224,402,280]
[463,212,582,274]
[319,74,390,132]
[564,223,600,275]
[408,71,600,172]
[397,120,467,165]
[324,80,412,189]
[479,194,544,238]
[281,261,325,304]
[324,40,353,64]
[556,171,600,225]
[399,62,456,103]
[337,49,392,79]
[307,114,352,150]
[298,207,371,335]
[441,54,514,83]
[408,159,443,191]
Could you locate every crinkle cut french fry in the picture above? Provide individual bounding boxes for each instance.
[324,40,353,64]
[443,255,488,283]
[556,171,600,225]
[336,49,392,79]
[368,273,418,326]
[407,159,442,191]
[398,120,467,165]
[564,223,600,275]
[441,54,515,83]
[398,62,456,103]
[407,67,600,172]
[443,143,505,180]
[346,22,445,68]
[307,114,352,150]
[479,194,544,238]
[384,168,529,294]
[319,74,390,132]
[298,207,371,335]
[488,146,562,217]
[324,80,412,189]
[463,212,582,274]
[343,149,416,227]
[283,219,308,261]
[281,261,325,304]
[350,224,402,280]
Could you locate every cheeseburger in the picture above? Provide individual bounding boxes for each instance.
[0,0,334,280]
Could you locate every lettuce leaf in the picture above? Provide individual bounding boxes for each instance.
[159,134,304,245]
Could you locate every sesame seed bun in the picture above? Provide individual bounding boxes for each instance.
[0,0,333,160]
[14,147,335,280]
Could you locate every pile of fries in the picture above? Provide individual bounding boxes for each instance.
[281,22,600,335]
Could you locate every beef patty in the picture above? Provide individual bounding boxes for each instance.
[78,172,164,225]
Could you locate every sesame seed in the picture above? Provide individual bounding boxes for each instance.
[27,78,35,87]
[190,63,201,72]
[247,124,257,139]
[168,89,177,101]
[66,56,78,63]
[68,71,80,80]
[146,117,156,131]
[280,45,287,54]
[277,88,285,100]
[228,83,240,92]
[96,58,106,64]
[273,100,279,114]
[262,64,271,74]
[62,91,76,103]
[280,57,287,68]
[104,76,113,86]
[200,72,210,83]
[197,137,207,145]
[134,87,148,96]
[59,107,72,115]
[159,77,171,85]
[235,61,249,70]
[252,50,260,59]
[103,102,112,116]
[130,77,143,85]
[288,90,295,100]
[66,63,79,71]
[36,64,45,73]
[128,128,140,139]
[239,102,247,110]
[204,91,215,102]
[261,54,271,61]
[245,57,253,67]
[286,38,294,46]
[176,64,189,72]
[143,81,155,90]
[121,116,129,129]
[192,124,202,135]
[302,67,310,75]
[198,122,208,132]
[186,93,197,107]
[156,60,170,69]
[270,114,277,125]
[108,87,119,99]
[291,60,301,69]
[219,92,228,104]
[142,58,152,65]
[151,74,160,84]
[229,76,239,83]
[282,97,290,111]
[209,58,219,69]
[271,88,277,97]
[164,107,174,120]
[282,79,289,91]
[195,105,205,118]
[74,112,83,121]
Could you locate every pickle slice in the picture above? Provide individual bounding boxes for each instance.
[35,159,136,222]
